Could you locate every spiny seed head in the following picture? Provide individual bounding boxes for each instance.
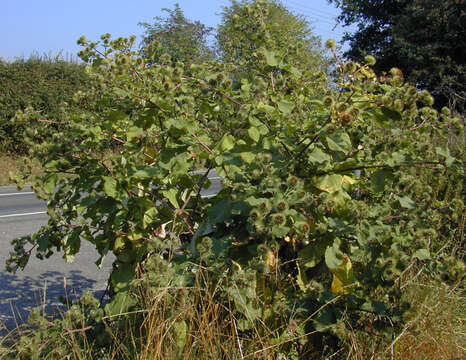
[323,96,334,106]
[389,67,403,78]
[350,107,360,116]
[288,175,299,186]
[337,103,347,112]
[407,86,417,96]
[250,209,261,221]
[394,99,404,112]
[259,199,272,212]
[423,94,434,106]
[344,61,357,73]
[272,213,286,225]
[382,95,392,106]
[77,36,88,45]
[340,113,354,125]
[297,190,306,199]
[276,200,288,212]
[252,169,261,178]
[325,39,336,49]
[391,75,404,86]
[296,221,310,234]
[364,55,376,66]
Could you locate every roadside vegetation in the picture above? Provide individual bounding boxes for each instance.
[0,1,464,358]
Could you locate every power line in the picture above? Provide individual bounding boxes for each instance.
[284,0,337,20]
[285,6,344,35]
[286,5,335,25]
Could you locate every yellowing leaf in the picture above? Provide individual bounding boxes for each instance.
[240,152,256,163]
[266,250,276,268]
[231,260,242,271]
[342,175,356,185]
[315,174,343,193]
[329,254,358,294]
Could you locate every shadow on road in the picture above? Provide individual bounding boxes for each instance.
[0,270,106,336]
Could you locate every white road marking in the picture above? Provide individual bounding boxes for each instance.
[0,192,35,197]
[201,193,217,198]
[0,176,222,218]
[0,211,47,219]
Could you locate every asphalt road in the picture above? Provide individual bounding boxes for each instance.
[0,173,222,334]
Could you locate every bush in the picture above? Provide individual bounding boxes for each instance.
[0,55,90,154]
[6,2,465,357]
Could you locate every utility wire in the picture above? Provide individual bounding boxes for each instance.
[285,0,337,20]
[282,1,345,37]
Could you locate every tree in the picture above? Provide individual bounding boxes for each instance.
[0,56,89,154]
[329,0,466,112]
[139,4,214,67]
[217,0,328,78]
[6,3,465,357]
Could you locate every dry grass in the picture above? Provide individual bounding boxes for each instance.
[391,279,465,360]
[346,275,465,360]
[1,265,463,359]
[104,273,288,360]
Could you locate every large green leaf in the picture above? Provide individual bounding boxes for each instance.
[308,147,331,165]
[217,134,235,152]
[104,292,136,316]
[397,195,416,209]
[277,100,295,115]
[103,176,119,198]
[262,48,278,66]
[162,188,180,209]
[436,146,455,166]
[326,132,352,154]
[298,242,326,268]
[42,173,57,194]
[111,265,135,293]
[248,126,260,142]
[381,106,402,121]
[325,240,344,269]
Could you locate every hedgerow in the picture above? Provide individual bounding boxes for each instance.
[0,55,90,154]
[5,1,465,358]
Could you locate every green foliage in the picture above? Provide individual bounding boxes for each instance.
[139,4,215,67]
[0,55,90,154]
[6,2,465,357]
[329,0,466,113]
[217,0,328,81]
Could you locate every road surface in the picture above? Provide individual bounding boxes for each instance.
[0,173,222,334]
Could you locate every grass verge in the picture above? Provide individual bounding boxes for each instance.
[345,274,465,360]
[0,154,42,186]
[0,270,464,359]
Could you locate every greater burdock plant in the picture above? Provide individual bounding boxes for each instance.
[6,1,464,357]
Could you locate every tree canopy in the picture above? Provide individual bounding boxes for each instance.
[139,4,215,67]
[217,0,328,78]
[329,0,466,112]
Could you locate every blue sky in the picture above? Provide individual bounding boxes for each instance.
[3,0,347,61]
